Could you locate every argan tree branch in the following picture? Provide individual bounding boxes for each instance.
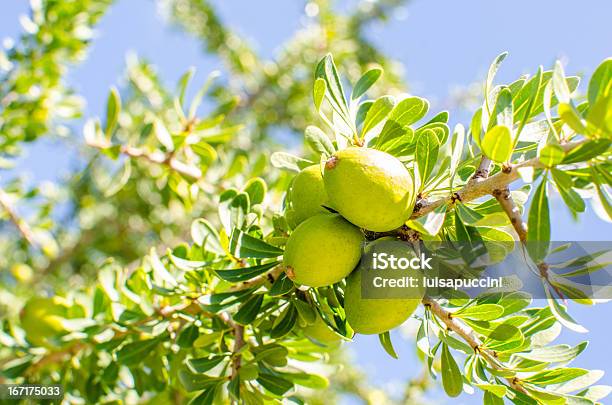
[493,186,528,241]
[0,188,38,248]
[411,140,586,220]
[422,296,528,395]
[86,141,202,180]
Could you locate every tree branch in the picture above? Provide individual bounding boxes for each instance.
[0,188,39,248]
[422,296,528,395]
[86,141,202,180]
[411,140,586,220]
[493,187,528,241]
[229,265,285,292]
[473,157,492,180]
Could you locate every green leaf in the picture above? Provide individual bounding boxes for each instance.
[441,343,463,397]
[315,54,349,118]
[588,58,612,106]
[591,167,612,220]
[281,372,329,389]
[177,325,200,348]
[1,357,33,379]
[470,108,483,147]
[356,100,373,129]
[271,303,298,338]
[189,70,220,119]
[552,61,571,104]
[476,383,507,398]
[559,102,587,134]
[527,177,550,263]
[551,169,585,213]
[154,118,174,151]
[216,261,279,283]
[257,373,294,396]
[455,203,485,226]
[562,139,611,164]
[313,78,326,111]
[539,144,565,167]
[351,67,383,100]
[252,343,289,366]
[305,125,335,157]
[269,273,294,296]
[407,204,446,236]
[243,177,267,205]
[230,230,283,259]
[525,368,588,386]
[416,129,439,187]
[489,87,513,130]
[149,248,177,287]
[270,152,313,172]
[103,159,131,197]
[191,219,225,255]
[385,96,429,127]
[515,342,588,363]
[450,124,465,185]
[514,67,543,135]
[361,95,395,136]
[189,385,219,405]
[229,192,249,230]
[378,331,399,359]
[455,304,504,321]
[485,52,509,115]
[105,87,121,137]
[177,67,195,106]
[425,111,449,124]
[187,355,227,374]
[482,125,513,163]
[234,294,264,324]
[116,338,159,365]
[483,391,505,405]
[179,369,224,392]
[546,288,588,333]
[293,299,316,324]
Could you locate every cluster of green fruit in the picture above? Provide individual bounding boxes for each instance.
[283,147,424,340]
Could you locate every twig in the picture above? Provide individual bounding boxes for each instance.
[86,141,202,180]
[0,188,38,248]
[472,157,492,180]
[229,265,284,292]
[493,187,528,241]
[411,139,586,220]
[422,296,528,395]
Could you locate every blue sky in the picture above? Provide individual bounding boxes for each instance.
[2,1,611,403]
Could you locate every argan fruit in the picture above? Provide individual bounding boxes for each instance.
[20,296,70,347]
[303,314,341,344]
[323,147,415,232]
[344,239,424,335]
[286,165,329,228]
[283,213,364,287]
[10,263,33,283]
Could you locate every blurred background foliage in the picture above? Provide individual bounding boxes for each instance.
[0,0,420,402]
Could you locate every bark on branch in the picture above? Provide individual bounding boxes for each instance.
[0,188,39,248]
[422,296,528,395]
[86,141,202,180]
[411,140,585,220]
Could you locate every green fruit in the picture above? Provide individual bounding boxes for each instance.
[11,263,33,283]
[286,165,328,228]
[283,213,364,287]
[303,314,341,344]
[20,296,70,347]
[323,147,415,232]
[345,239,424,335]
